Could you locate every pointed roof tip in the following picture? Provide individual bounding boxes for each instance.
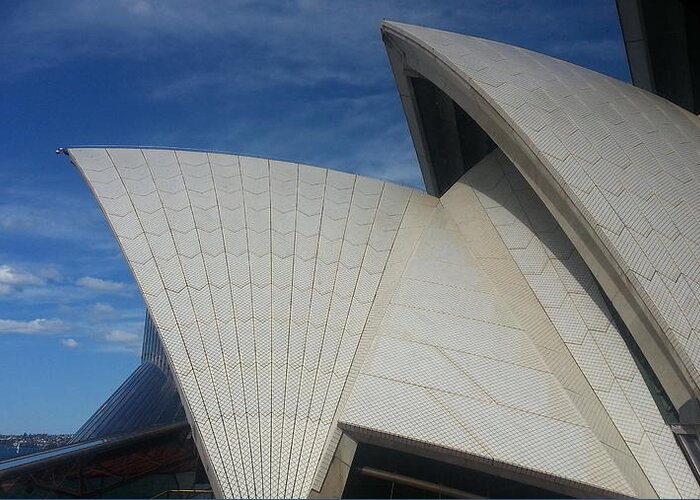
[381,20,440,39]
[380,20,419,33]
[55,147,69,155]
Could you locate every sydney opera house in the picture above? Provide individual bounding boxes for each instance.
[3,4,700,499]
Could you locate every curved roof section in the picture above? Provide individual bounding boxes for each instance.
[67,144,700,497]
[342,148,699,498]
[383,21,700,420]
[67,148,418,498]
[458,149,698,497]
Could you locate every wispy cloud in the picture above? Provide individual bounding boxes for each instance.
[2,0,417,84]
[37,265,64,282]
[0,264,44,285]
[0,318,68,334]
[76,277,128,292]
[0,264,53,296]
[105,329,140,343]
[0,0,628,87]
[60,338,79,348]
[89,303,118,321]
[0,196,111,243]
[101,327,142,355]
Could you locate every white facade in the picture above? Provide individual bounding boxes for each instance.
[69,148,422,498]
[383,21,700,419]
[342,149,699,497]
[67,21,700,499]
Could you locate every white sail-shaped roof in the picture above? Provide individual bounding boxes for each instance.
[69,145,700,498]
[383,21,700,424]
[342,148,700,498]
[63,20,700,500]
[68,148,418,498]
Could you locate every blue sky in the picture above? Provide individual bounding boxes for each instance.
[0,0,628,434]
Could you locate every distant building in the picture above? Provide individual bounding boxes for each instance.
[4,13,700,499]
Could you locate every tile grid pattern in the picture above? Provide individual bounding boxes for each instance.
[439,163,661,498]
[468,149,699,498]
[69,148,412,498]
[391,22,700,393]
[342,172,642,495]
[309,187,423,492]
[71,144,699,496]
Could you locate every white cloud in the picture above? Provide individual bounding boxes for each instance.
[105,329,140,343]
[38,265,64,282]
[0,264,44,286]
[0,318,68,334]
[93,302,116,314]
[0,264,66,296]
[76,276,128,292]
[102,327,142,355]
[95,344,141,355]
[90,302,117,320]
[60,338,79,348]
